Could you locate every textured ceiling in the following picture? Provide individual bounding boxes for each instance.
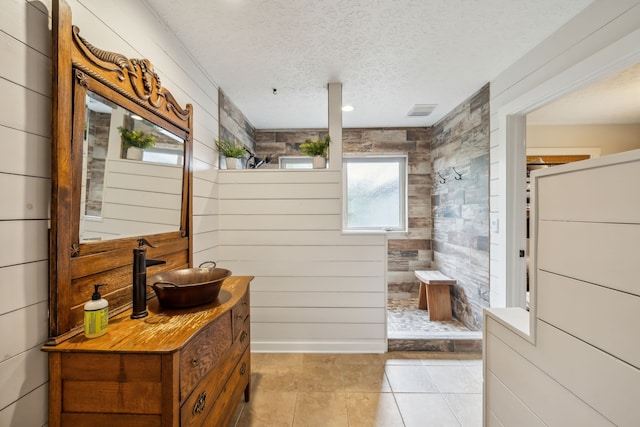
[528,62,640,125]
[144,0,595,129]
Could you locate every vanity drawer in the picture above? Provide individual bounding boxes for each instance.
[209,349,251,427]
[234,314,250,354]
[180,311,232,400]
[181,348,251,427]
[180,345,250,427]
[232,291,250,340]
[59,353,163,415]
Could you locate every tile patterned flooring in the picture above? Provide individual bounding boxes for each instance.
[387,297,483,352]
[387,297,474,339]
[231,352,483,427]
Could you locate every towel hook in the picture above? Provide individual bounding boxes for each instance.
[437,172,447,184]
[452,167,463,180]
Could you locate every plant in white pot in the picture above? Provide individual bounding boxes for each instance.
[300,135,330,169]
[215,139,246,169]
[118,126,156,160]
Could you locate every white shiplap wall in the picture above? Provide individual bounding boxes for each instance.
[489,0,640,307]
[485,150,640,426]
[0,0,220,424]
[1,1,53,425]
[82,160,184,240]
[217,170,387,353]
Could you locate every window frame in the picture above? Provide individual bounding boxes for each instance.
[342,154,408,232]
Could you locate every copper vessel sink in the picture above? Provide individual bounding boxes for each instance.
[151,262,231,308]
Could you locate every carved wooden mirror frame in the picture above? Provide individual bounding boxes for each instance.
[49,0,193,342]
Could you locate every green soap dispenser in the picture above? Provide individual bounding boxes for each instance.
[84,283,108,338]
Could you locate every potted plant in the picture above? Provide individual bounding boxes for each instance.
[118,126,156,160]
[300,135,330,169]
[215,139,246,169]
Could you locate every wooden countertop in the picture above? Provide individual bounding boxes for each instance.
[43,276,252,354]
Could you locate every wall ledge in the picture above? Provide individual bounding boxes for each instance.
[484,307,533,344]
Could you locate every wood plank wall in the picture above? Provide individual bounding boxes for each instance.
[485,150,640,425]
[217,170,387,352]
[431,84,490,330]
[0,0,220,423]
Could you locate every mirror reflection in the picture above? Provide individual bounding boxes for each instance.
[80,91,185,242]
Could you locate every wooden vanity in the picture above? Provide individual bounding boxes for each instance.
[44,276,252,427]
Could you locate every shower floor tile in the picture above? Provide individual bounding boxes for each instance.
[387,297,480,339]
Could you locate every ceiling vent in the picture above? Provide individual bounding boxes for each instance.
[408,104,437,117]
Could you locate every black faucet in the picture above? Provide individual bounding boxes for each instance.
[131,238,166,319]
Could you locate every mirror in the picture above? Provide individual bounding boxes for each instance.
[50,0,193,342]
[81,91,184,242]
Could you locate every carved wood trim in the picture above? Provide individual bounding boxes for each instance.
[71,25,190,128]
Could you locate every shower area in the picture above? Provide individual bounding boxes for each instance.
[386,281,482,352]
[248,85,490,353]
[386,84,490,353]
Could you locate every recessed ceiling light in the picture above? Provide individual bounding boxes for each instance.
[342,105,354,112]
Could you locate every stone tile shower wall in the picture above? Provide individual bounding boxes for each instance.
[431,84,490,330]
[218,89,256,153]
[254,129,330,164]
[255,128,434,292]
[85,110,110,216]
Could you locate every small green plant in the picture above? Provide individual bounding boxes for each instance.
[300,135,330,158]
[118,126,156,149]
[215,139,246,158]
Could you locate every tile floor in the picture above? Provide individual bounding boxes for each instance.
[387,297,475,339]
[387,297,483,352]
[230,352,483,427]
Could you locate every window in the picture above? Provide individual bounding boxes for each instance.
[343,156,407,231]
[142,147,184,165]
[279,156,313,169]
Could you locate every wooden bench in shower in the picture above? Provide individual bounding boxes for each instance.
[415,270,457,321]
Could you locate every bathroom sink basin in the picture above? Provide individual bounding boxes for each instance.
[150,265,232,309]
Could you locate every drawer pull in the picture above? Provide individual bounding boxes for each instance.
[240,362,247,375]
[237,314,244,319]
[192,392,207,415]
[240,331,248,343]
[191,357,200,367]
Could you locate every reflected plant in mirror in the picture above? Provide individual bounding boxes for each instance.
[118,126,157,159]
[118,112,184,164]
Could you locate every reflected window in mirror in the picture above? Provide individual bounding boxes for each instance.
[119,110,184,165]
